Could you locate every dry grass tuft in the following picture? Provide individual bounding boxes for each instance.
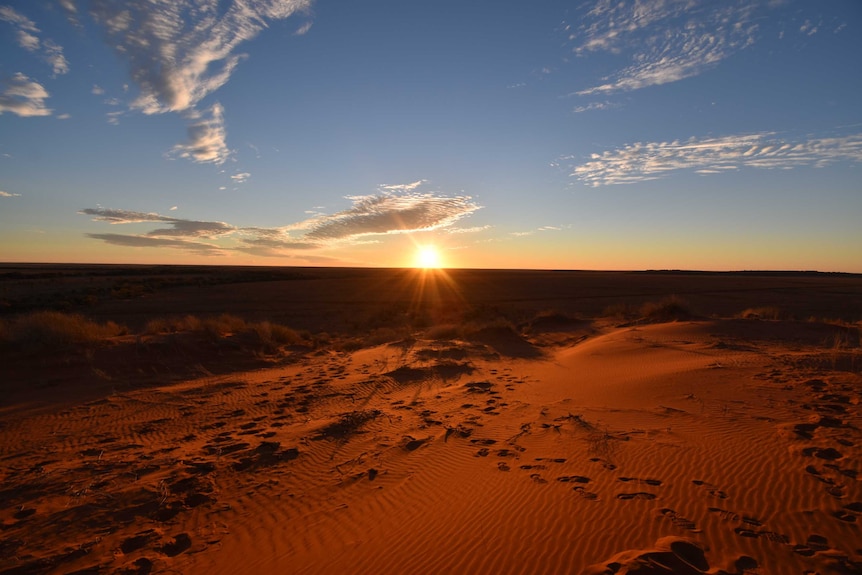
[639,296,693,323]
[0,311,127,348]
[739,306,783,320]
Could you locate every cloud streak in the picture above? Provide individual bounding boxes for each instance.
[569,0,761,95]
[81,183,482,257]
[86,233,225,255]
[571,132,862,186]
[170,103,231,165]
[0,73,52,117]
[0,5,70,76]
[301,192,481,242]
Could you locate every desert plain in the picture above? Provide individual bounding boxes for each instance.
[1,265,861,575]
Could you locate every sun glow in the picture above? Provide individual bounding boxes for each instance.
[415,245,443,269]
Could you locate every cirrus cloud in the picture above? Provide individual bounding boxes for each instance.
[570,131,862,186]
[569,0,762,96]
[62,0,313,164]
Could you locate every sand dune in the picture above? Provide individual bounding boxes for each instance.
[1,314,860,574]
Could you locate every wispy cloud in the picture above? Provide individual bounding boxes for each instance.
[230,172,251,183]
[80,208,234,237]
[445,225,492,235]
[81,183,481,257]
[0,5,69,76]
[0,190,22,197]
[510,225,562,238]
[301,192,481,242]
[73,0,312,163]
[86,233,225,255]
[569,0,761,96]
[170,103,230,165]
[0,73,52,117]
[570,131,862,186]
[572,101,619,114]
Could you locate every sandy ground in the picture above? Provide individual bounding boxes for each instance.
[1,314,860,574]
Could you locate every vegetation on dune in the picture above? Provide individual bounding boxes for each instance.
[738,306,784,320]
[0,311,127,348]
[0,311,306,353]
[638,296,693,323]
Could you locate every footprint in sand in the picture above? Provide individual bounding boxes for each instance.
[801,446,843,461]
[619,476,663,486]
[557,475,591,484]
[659,508,699,532]
[617,492,657,501]
[573,486,599,500]
[793,534,830,556]
[833,509,857,523]
[589,457,616,471]
[692,479,728,499]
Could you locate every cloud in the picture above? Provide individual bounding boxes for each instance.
[87,0,311,115]
[570,131,862,186]
[80,207,234,237]
[0,190,22,197]
[92,85,105,95]
[230,172,251,183]
[445,225,492,235]
[294,21,312,35]
[378,180,426,193]
[301,191,481,242]
[570,0,761,95]
[0,6,69,76]
[572,101,619,114]
[86,233,225,255]
[511,225,562,238]
[81,184,481,257]
[58,0,314,164]
[800,20,818,36]
[0,73,52,117]
[170,103,230,164]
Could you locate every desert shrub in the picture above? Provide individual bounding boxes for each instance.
[250,320,304,349]
[3,311,126,347]
[639,296,692,323]
[201,314,247,337]
[739,306,783,320]
[143,314,202,334]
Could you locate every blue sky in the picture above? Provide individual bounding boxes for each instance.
[1,0,860,270]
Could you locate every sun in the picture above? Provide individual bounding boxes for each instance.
[415,245,443,269]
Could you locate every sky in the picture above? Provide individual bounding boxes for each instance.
[1,0,860,271]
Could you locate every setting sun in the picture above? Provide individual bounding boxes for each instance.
[415,245,442,269]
